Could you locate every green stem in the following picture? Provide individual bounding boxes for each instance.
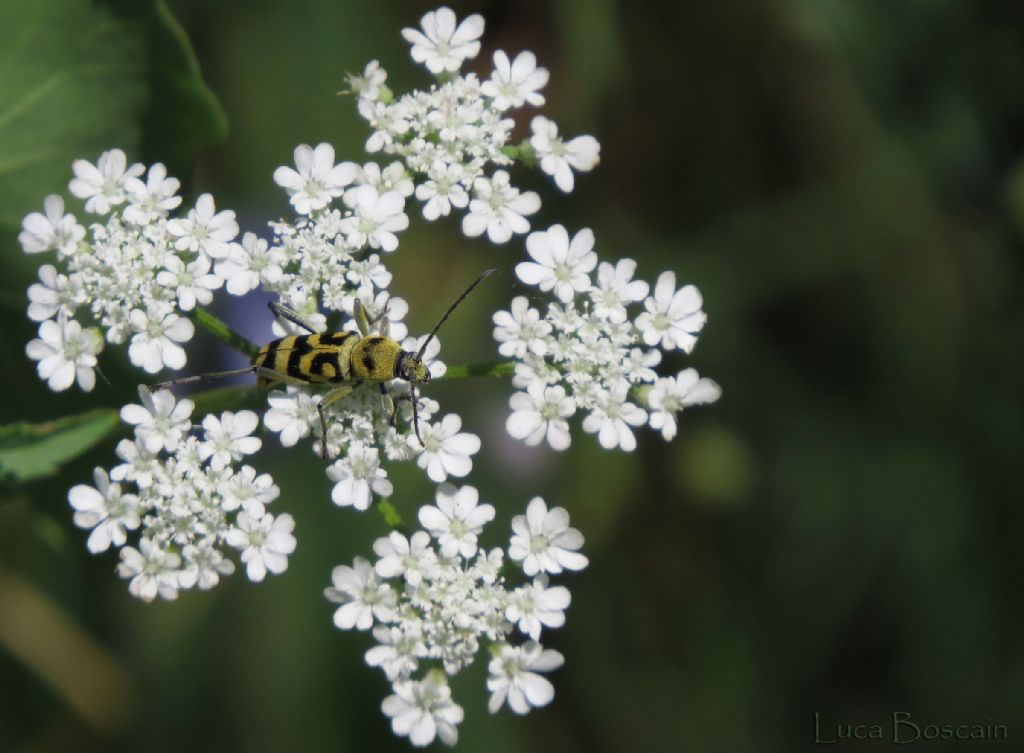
[440,361,515,379]
[501,139,539,167]
[190,307,259,358]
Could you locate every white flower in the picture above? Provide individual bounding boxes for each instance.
[462,171,540,244]
[506,383,575,451]
[508,497,588,576]
[117,538,181,602]
[581,385,648,451]
[127,308,194,373]
[415,414,480,482]
[179,539,236,590]
[166,193,239,259]
[482,51,549,110]
[26,317,103,391]
[589,258,649,323]
[27,264,76,322]
[647,369,722,441]
[517,225,597,302]
[530,116,601,192]
[414,161,469,221]
[339,185,409,252]
[19,195,84,255]
[199,410,262,470]
[373,530,437,587]
[418,483,495,559]
[506,576,571,640]
[68,148,144,214]
[224,511,296,582]
[68,468,141,553]
[487,642,564,715]
[492,296,551,359]
[215,232,285,296]
[327,445,394,510]
[273,142,358,215]
[122,162,182,225]
[217,465,281,518]
[120,386,194,454]
[382,672,464,747]
[366,624,427,681]
[155,254,222,311]
[635,271,707,352]
[325,556,397,630]
[263,387,318,447]
[347,59,388,100]
[401,7,485,75]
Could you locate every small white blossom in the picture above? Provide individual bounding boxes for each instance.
[462,171,540,244]
[635,271,707,353]
[263,387,318,447]
[19,195,84,255]
[155,254,222,311]
[166,193,239,259]
[26,317,102,391]
[217,465,280,518]
[326,556,397,630]
[373,530,437,587]
[346,59,388,100]
[117,538,181,602]
[492,296,551,359]
[482,51,549,111]
[401,7,484,75]
[68,148,144,214]
[225,511,297,582]
[122,162,182,225]
[27,264,76,322]
[581,385,648,451]
[273,142,358,215]
[339,185,409,252]
[127,308,194,374]
[383,672,464,747]
[508,497,588,576]
[68,468,141,553]
[506,576,571,640]
[517,225,597,302]
[506,383,576,451]
[590,258,649,323]
[418,483,495,559]
[647,369,723,440]
[327,445,394,510]
[366,624,427,681]
[120,386,194,454]
[487,642,564,715]
[414,161,470,221]
[530,116,601,192]
[415,414,480,482]
[179,539,236,590]
[199,410,262,470]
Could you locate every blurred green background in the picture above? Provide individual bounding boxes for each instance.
[2,0,1024,751]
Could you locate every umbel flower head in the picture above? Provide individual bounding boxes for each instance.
[328,489,587,747]
[20,4,721,748]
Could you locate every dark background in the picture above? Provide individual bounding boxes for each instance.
[2,1,1023,751]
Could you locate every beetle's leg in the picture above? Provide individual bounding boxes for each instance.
[317,380,361,460]
[378,383,397,424]
[269,300,321,334]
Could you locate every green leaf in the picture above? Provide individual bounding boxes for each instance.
[0,0,227,233]
[0,409,120,484]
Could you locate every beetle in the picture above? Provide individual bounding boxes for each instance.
[153,269,496,459]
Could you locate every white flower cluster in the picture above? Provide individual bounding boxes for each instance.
[68,386,294,601]
[348,6,599,243]
[495,224,722,451]
[20,151,245,387]
[326,492,586,747]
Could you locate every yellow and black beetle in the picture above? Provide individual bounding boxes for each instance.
[154,269,496,458]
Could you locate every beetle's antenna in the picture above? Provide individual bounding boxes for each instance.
[411,384,424,447]
[416,269,499,360]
